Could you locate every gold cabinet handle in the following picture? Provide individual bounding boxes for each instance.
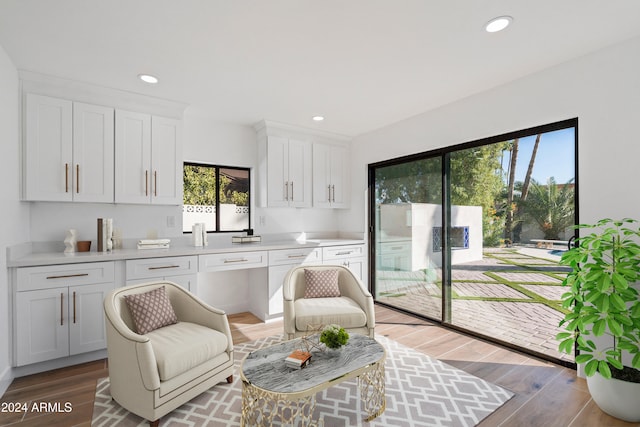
[60,292,64,326]
[287,254,307,259]
[291,181,294,200]
[145,170,149,196]
[328,185,331,202]
[332,185,335,202]
[154,170,157,197]
[224,258,249,263]
[148,265,180,270]
[284,182,289,201]
[73,291,76,324]
[46,273,89,280]
[65,163,69,193]
[76,164,80,193]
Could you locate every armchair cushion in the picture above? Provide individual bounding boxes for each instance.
[123,286,177,334]
[147,321,230,381]
[304,268,340,298]
[294,296,367,330]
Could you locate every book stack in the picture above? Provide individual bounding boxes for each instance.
[232,235,262,243]
[137,239,171,250]
[285,350,312,369]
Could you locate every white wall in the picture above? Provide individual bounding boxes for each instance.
[342,35,640,233]
[0,44,30,395]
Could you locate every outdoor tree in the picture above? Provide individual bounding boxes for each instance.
[520,177,575,239]
[183,165,216,205]
[450,143,509,246]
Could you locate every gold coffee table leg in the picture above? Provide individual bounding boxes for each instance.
[358,362,386,421]
[242,380,320,426]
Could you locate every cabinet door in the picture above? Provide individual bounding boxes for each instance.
[151,117,182,205]
[69,282,113,355]
[313,143,349,209]
[115,110,152,204]
[287,139,312,207]
[15,288,69,366]
[24,94,73,201]
[73,102,114,203]
[328,145,349,208]
[312,143,332,208]
[266,136,289,207]
[267,264,291,317]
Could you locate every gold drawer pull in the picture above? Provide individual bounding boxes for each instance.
[287,254,307,258]
[224,258,249,263]
[335,251,352,256]
[148,265,180,270]
[46,273,89,280]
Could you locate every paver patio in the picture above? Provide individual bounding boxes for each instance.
[375,246,574,363]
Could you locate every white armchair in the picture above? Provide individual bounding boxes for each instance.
[283,265,375,339]
[103,281,234,427]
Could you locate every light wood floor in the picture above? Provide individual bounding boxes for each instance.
[0,305,636,426]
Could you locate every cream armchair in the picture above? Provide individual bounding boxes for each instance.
[104,281,234,427]
[283,265,375,339]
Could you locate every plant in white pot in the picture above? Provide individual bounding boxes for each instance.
[557,218,640,422]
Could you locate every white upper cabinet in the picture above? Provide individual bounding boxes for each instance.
[264,136,312,208]
[115,110,182,205]
[312,143,349,208]
[72,102,115,203]
[24,94,114,203]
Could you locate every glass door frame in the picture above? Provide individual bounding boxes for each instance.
[367,118,579,367]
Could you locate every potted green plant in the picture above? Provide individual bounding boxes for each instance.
[556,218,640,422]
[319,324,349,349]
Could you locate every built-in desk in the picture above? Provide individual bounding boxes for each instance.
[7,237,366,373]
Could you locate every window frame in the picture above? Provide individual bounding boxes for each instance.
[182,162,251,234]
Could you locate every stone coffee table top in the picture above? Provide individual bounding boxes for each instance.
[241,334,385,394]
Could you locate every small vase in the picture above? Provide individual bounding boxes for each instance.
[64,229,77,253]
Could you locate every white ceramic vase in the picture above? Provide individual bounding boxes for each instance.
[64,229,77,253]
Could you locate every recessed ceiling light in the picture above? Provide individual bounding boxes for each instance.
[485,16,513,33]
[312,116,325,122]
[138,74,159,84]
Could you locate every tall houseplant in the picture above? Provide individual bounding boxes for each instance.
[556,218,640,421]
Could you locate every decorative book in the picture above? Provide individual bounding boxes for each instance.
[232,235,262,243]
[285,350,312,369]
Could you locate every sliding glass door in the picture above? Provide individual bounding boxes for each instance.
[372,157,443,320]
[369,120,577,364]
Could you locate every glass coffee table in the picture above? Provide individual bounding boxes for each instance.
[240,334,386,426]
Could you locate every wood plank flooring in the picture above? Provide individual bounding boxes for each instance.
[0,305,636,426]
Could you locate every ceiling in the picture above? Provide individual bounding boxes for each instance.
[1,1,640,137]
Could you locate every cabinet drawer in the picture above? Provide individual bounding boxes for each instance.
[199,251,267,272]
[322,244,365,261]
[16,262,115,292]
[126,256,197,280]
[269,248,321,266]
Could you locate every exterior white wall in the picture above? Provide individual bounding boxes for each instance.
[379,203,482,269]
[0,44,29,395]
[341,35,640,235]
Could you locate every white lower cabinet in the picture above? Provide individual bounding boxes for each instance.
[14,262,115,366]
[125,256,198,292]
[262,248,322,320]
[323,244,366,281]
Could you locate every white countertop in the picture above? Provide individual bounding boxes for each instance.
[7,237,366,268]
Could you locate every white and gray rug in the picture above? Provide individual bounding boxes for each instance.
[92,335,513,426]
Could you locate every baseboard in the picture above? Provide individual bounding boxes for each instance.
[0,365,14,398]
[11,350,107,379]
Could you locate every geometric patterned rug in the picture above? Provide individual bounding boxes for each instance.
[92,335,513,426]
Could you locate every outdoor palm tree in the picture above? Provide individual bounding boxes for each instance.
[521,177,575,239]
